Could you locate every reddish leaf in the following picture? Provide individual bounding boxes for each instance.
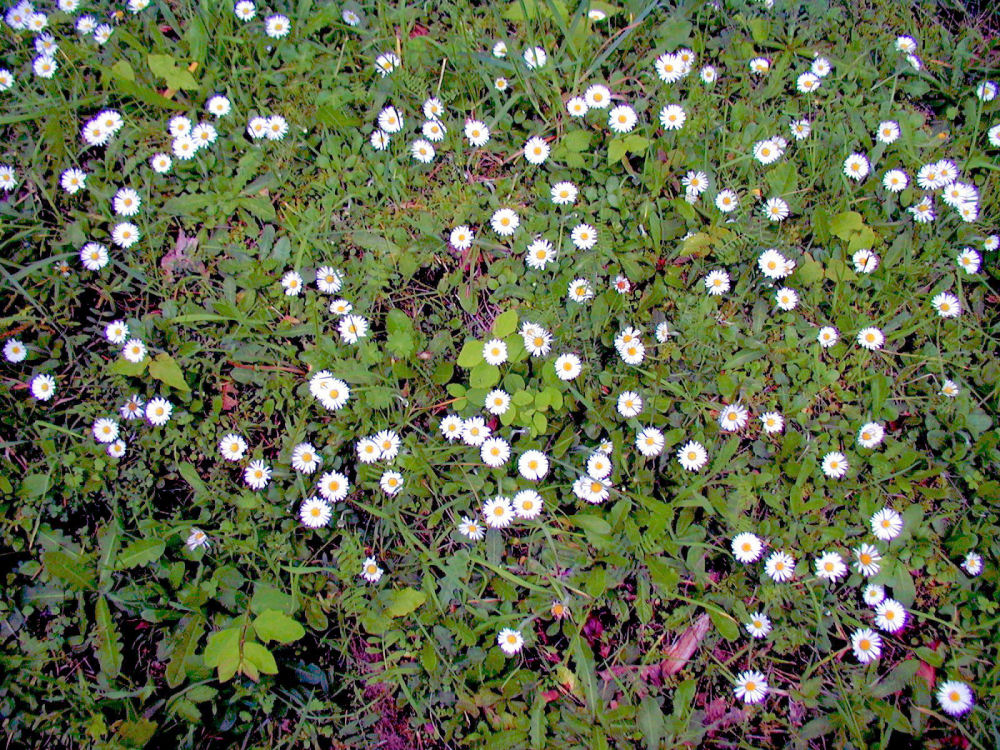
[660,613,711,677]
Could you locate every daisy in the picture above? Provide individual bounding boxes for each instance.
[895,35,917,53]
[457,516,485,541]
[936,681,974,717]
[107,440,126,458]
[775,287,798,311]
[608,105,637,133]
[659,104,686,130]
[746,612,771,638]
[683,171,709,196]
[377,106,403,134]
[567,279,594,303]
[492,41,507,58]
[525,238,555,269]
[0,166,16,192]
[586,452,612,480]
[422,120,446,142]
[989,123,1000,147]
[30,374,56,401]
[613,275,631,294]
[677,441,708,471]
[584,84,611,109]
[863,584,886,607]
[523,46,546,69]
[857,327,884,351]
[731,533,763,563]
[92,418,119,444]
[461,417,490,446]
[575,476,610,504]
[150,153,172,174]
[498,628,524,655]
[757,248,795,279]
[113,188,141,217]
[485,389,511,415]
[704,270,730,295]
[264,115,288,141]
[482,496,515,528]
[186,527,210,551]
[370,130,390,150]
[635,427,665,457]
[173,135,198,160]
[374,430,401,461]
[356,438,380,464]
[790,119,811,140]
[850,423,884,451]
[300,497,332,528]
[317,470,350,502]
[328,299,352,316]
[851,628,882,663]
[811,57,831,76]
[655,53,685,84]
[870,508,903,541]
[882,169,908,192]
[374,52,400,76]
[719,404,749,432]
[760,412,784,434]
[796,72,821,93]
[82,120,109,147]
[932,292,960,318]
[120,395,144,421]
[411,139,435,163]
[80,243,109,271]
[481,437,511,468]
[122,339,147,363]
[752,139,780,165]
[764,551,795,582]
[942,181,978,209]
[715,189,739,212]
[566,96,589,117]
[439,415,464,441]
[33,56,57,79]
[523,136,549,164]
[570,224,597,250]
[491,208,519,236]
[291,442,321,474]
[940,379,959,398]
[843,153,870,181]
[874,599,907,633]
[700,66,717,84]
[482,339,507,365]
[60,168,87,194]
[854,543,882,577]
[734,670,768,704]
[281,271,303,296]
[814,551,848,582]
[962,552,983,576]
[339,314,369,344]
[465,119,490,147]
[618,341,645,365]
[617,391,643,418]
[207,95,231,117]
[976,81,997,101]
[821,451,848,479]
[312,374,351,411]
[749,57,770,74]
[876,121,900,144]
[906,54,922,70]
[853,249,879,274]
[315,267,343,294]
[219,434,248,461]
[513,489,543,519]
[523,328,552,356]
[518,450,549,481]
[361,557,384,583]
[379,471,403,495]
[234,1,255,21]
[817,326,839,348]
[555,353,582,381]
[191,123,218,149]
[764,197,790,222]
[449,225,473,250]
[145,397,173,426]
[551,181,578,205]
[3,339,27,363]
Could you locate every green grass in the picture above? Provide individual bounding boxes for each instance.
[1,0,999,747]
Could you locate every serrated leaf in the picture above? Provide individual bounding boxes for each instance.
[148,352,190,392]
[94,596,123,678]
[166,617,205,688]
[116,538,165,570]
[608,138,629,164]
[44,550,95,590]
[253,609,305,644]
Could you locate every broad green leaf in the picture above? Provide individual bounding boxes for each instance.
[241,642,278,680]
[117,539,165,569]
[456,339,484,368]
[148,352,190,392]
[109,357,148,377]
[708,608,740,641]
[491,309,518,338]
[166,617,205,688]
[177,462,206,496]
[637,696,664,750]
[94,596,123,678]
[385,587,427,618]
[203,627,241,682]
[829,210,865,241]
[253,609,305,644]
[608,138,629,164]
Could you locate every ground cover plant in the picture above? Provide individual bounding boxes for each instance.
[1,0,999,747]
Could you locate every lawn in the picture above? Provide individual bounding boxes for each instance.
[1,0,999,747]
